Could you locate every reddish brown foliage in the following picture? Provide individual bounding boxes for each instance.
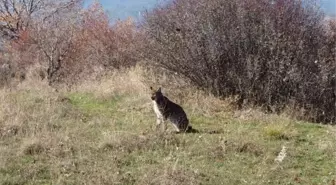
[1,1,139,85]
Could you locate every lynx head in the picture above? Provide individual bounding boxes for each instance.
[150,86,163,101]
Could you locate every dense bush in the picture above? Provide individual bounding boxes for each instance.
[141,0,335,123]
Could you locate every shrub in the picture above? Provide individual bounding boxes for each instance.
[141,0,335,123]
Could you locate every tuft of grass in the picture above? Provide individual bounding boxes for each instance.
[263,125,291,140]
[21,139,46,155]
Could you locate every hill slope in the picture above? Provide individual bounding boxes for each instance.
[0,67,335,185]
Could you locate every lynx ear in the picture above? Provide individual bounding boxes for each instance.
[158,87,162,92]
[150,86,153,90]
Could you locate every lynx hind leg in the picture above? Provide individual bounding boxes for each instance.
[172,123,181,133]
[173,121,191,133]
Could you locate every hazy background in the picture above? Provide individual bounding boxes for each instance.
[84,0,335,21]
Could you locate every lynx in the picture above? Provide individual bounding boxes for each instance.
[150,86,192,133]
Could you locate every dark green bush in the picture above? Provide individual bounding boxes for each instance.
[141,0,335,123]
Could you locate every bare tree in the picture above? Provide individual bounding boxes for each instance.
[0,0,82,84]
[1,0,137,86]
[0,0,81,39]
[0,0,43,40]
[30,0,82,84]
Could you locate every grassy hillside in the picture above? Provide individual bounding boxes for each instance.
[0,67,335,185]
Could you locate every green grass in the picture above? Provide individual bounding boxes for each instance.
[0,89,334,185]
